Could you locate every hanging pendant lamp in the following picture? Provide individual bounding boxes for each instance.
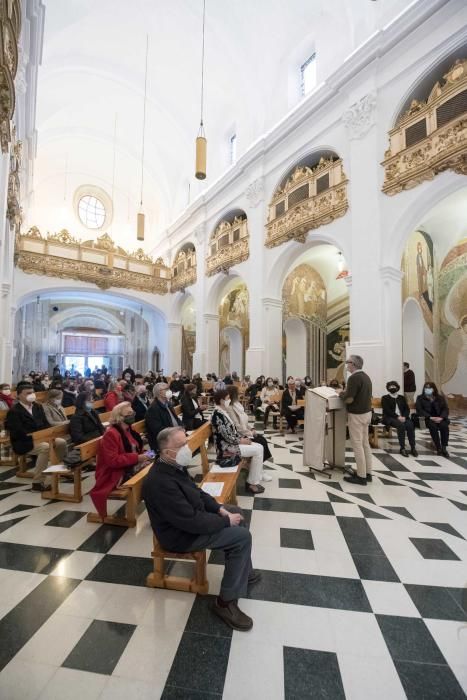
[137,36,149,241]
[195,0,207,180]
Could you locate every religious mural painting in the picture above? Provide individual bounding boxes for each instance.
[402,230,436,379]
[439,238,467,397]
[326,319,350,383]
[282,263,327,382]
[180,297,196,373]
[219,283,249,377]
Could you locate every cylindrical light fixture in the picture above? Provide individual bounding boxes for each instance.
[137,211,145,241]
[195,0,207,180]
[195,125,207,180]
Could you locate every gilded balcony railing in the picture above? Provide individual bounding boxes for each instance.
[382,59,467,195]
[15,228,171,294]
[206,216,249,276]
[266,158,348,248]
[171,246,197,292]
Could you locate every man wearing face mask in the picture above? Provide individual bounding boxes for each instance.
[145,383,183,452]
[5,383,67,491]
[382,382,418,457]
[143,427,260,631]
[132,384,151,421]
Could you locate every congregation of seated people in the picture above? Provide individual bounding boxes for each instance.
[0,362,456,633]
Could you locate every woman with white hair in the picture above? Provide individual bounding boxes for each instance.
[90,401,152,518]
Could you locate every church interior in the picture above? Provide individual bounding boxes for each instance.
[0,0,466,698]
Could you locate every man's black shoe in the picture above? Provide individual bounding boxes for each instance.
[212,600,253,631]
[441,448,450,458]
[32,483,47,492]
[344,474,366,486]
[366,474,373,483]
[411,448,418,457]
[248,569,262,586]
[400,448,409,457]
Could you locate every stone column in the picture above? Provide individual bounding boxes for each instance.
[244,177,266,378]
[204,313,220,376]
[381,266,404,390]
[167,322,183,375]
[192,224,207,375]
[262,297,283,379]
[343,92,386,396]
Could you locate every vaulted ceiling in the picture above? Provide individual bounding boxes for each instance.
[28,0,411,252]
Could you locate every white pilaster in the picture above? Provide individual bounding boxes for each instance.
[167,322,183,375]
[244,177,266,378]
[262,297,283,379]
[381,266,404,389]
[204,313,220,375]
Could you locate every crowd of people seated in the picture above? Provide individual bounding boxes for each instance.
[0,361,457,632]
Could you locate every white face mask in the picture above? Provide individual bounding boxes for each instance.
[53,399,62,406]
[224,398,231,407]
[172,444,192,466]
[165,389,173,400]
[26,393,36,403]
[2,389,10,395]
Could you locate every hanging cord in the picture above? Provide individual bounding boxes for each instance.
[199,0,206,132]
[111,113,117,204]
[140,35,149,207]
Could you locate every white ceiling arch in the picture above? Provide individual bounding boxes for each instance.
[30,0,417,253]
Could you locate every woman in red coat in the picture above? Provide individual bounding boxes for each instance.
[103,381,125,412]
[90,401,152,518]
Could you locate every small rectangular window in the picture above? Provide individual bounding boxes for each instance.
[229,134,237,165]
[300,53,316,96]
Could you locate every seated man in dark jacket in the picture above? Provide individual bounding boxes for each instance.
[143,427,261,631]
[69,392,105,444]
[145,383,182,451]
[382,380,417,457]
[5,382,67,491]
[180,383,205,431]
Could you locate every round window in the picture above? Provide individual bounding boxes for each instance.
[78,195,106,229]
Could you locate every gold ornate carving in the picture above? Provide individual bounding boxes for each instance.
[6,125,21,232]
[0,1,21,153]
[206,216,249,276]
[15,227,170,295]
[266,158,349,248]
[383,59,467,195]
[171,245,197,292]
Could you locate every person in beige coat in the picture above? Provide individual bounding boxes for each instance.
[42,389,69,427]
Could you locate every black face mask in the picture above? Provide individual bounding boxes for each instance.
[388,386,399,394]
[123,414,136,425]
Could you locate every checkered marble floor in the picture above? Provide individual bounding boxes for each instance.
[0,417,466,699]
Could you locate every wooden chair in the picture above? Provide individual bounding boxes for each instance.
[369,397,391,448]
[146,462,242,594]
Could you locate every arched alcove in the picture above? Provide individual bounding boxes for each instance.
[402,299,425,392]
[266,149,348,248]
[206,210,249,276]
[221,326,243,376]
[284,317,307,378]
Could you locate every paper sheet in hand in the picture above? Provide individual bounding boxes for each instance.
[201,482,224,497]
[42,464,71,473]
[210,464,238,473]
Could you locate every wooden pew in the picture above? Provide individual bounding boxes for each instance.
[86,462,152,528]
[279,396,305,434]
[28,424,82,502]
[187,421,211,476]
[146,461,243,594]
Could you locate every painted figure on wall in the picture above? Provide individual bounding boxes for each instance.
[219,283,249,376]
[327,322,350,382]
[283,263,326,322]
[402,231,434,329]
[439,239,467,396]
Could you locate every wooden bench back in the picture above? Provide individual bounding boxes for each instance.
[371,398,382,409]
[78,437,101,462]
[0,409,7,427]
[63,405,76,416]
[93,399,105,411]
[174,404,182,417]
[187,421,212,451]
[31,423,70,445]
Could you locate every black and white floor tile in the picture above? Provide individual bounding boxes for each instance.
[0,417,466,699]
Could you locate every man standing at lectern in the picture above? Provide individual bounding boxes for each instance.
[340,355,373,485]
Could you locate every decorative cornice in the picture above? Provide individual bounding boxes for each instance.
[245,177,264,208]
[342,92,377,140]
[262,297,283,309]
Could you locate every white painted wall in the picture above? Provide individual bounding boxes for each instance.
[402,299,425,393]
